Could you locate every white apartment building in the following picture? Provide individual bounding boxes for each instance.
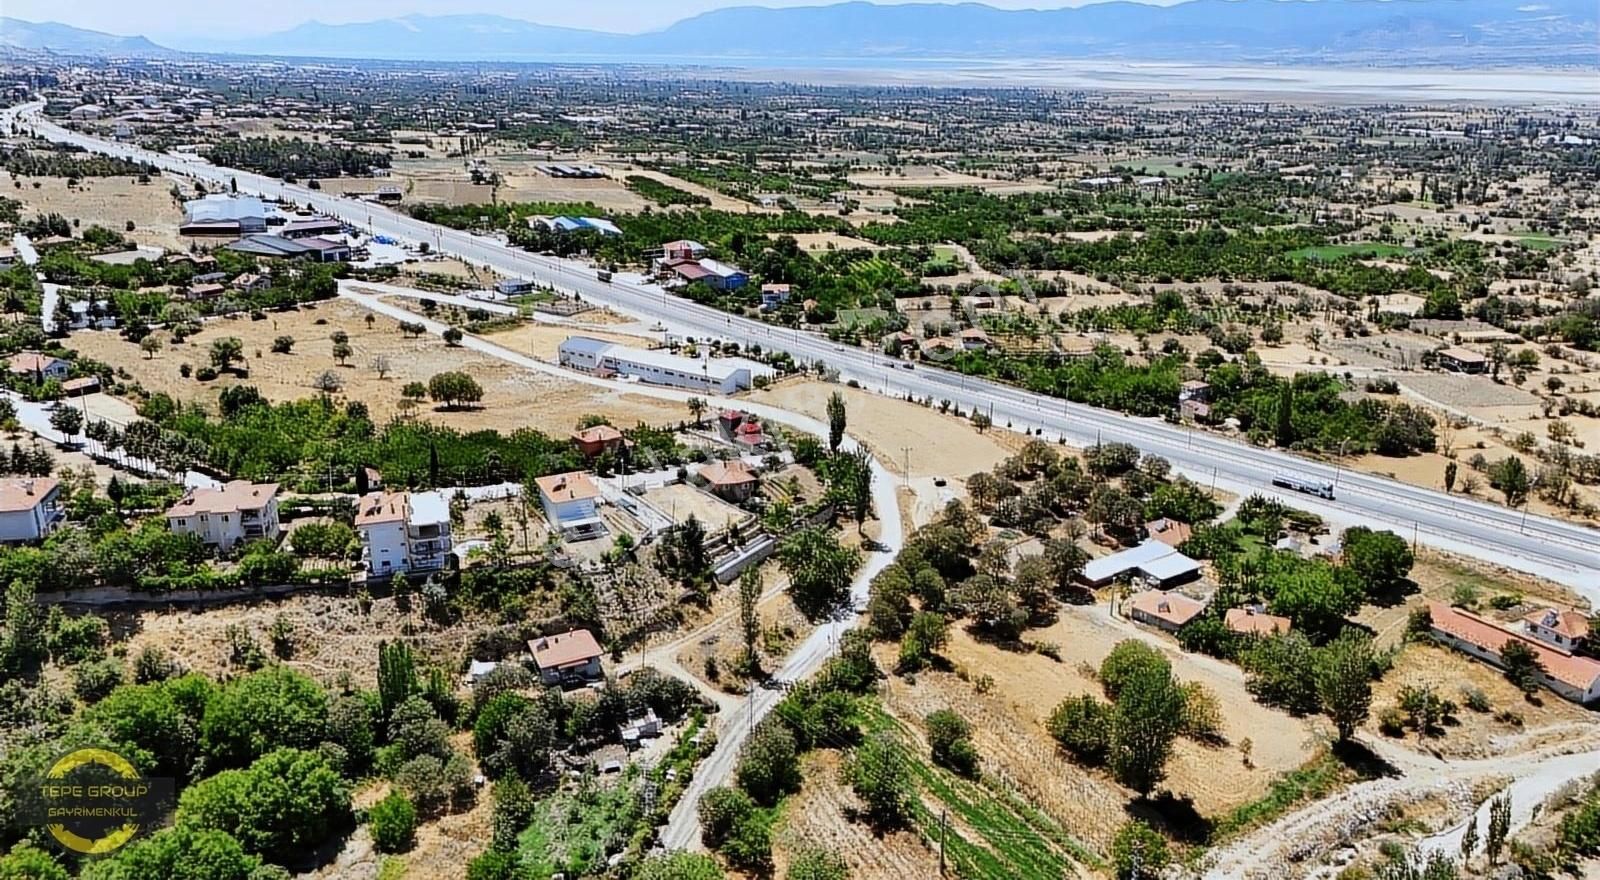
[0,477,64,543]
[355,490,454,576]
[534,471,606,541]
[165,481,281,552]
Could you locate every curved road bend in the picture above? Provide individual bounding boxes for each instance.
[18,103,1598,594]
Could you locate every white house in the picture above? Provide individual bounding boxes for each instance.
[558,336,759,394]
[165,481,281,552]
[8,352,70,382]
[535,472,606,541]
[1081,540,1201,589]
[354,490,454,577]
[0,478,63,543]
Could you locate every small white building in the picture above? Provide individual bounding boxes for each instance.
[0,478,63,543]
[558,336,758,394]
[354,490,454,577]
[534,472,606,541]
[165,481,281,552]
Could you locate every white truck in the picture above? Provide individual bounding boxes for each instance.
[1272,473,1335,500]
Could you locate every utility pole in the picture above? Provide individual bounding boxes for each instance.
[938,808,947,876]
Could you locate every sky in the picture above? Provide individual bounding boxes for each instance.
[4,0,1188,42]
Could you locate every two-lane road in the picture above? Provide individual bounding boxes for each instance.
[20,102,1598,593]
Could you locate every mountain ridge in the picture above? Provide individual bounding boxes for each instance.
[3,0,1597,65]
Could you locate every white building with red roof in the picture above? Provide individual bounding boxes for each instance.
[1426,601,1600,703]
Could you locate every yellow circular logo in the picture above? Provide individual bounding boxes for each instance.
[41,748,146,855]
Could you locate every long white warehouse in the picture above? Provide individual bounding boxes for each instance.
[558,335,759,394]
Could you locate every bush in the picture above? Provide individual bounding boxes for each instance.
[786,847,848,880]
[1461,686,1491,713]
[368,791,417,854]
[1179,681,1224,742]
[1111,820,1170,880]
[1046,694,1111,764]
[71,658,124,704]
[925,709,979,777]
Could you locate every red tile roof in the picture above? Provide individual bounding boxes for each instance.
[529,629,603,670]
[1523,608,1591,642]
[1427,601,1600,693]
[1128,590,1205,628]
[1225,607,1291,636]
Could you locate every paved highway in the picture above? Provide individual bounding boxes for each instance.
[17,102,1599,593]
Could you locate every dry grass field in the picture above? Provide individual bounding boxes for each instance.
[751,380,1017,479]
[69,299,684,433]
[13,173,187,249]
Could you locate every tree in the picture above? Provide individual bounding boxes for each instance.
[177,748,352,864]
[473,694,554,781]
[1499,640,1543,695]
[1341,527,1414,597]
[925,708,979,777]
[1460,814,1479,861]
[844,730,912,828]
[332,340,353,365]
[1443,460,1457,493]
[0,843,68,880]
[896,611,948,673]
[778,526,862,621]
[1,580,45,674]
[1275,381,1295,449]
[79,827,262,880]
[1491,456,1531,508]
[826,390,847,452]
[1111,820,1170,880]
[140,333,162,359]
[1099,640,1168,700]
[698,786,756,850]
[735,720,800,805]
[271,335,294,354]
[49,405,81,443]
[369,790,417,854]
[313,370,342,395]
[1486,792,1511,865]
[738,568,761,674]
[199,666,329,768]
[687,396,708,426]
[1108,658,1186,797]
[1315,630,1375,742]
[442,326,464,346]
[428,371,483,410]
[209,336,244,372]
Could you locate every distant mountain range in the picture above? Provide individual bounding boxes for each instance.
[0,17,166,55]
[3,0,1597,65]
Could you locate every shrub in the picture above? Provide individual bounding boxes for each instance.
[925,709,979,777]
[1046,694,1111,764]
[368,791,417,854]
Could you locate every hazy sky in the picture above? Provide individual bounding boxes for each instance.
[6,0,1187,41]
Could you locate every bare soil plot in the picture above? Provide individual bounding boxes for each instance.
[15,174,186,250]
[767,231,883,252]
[1364,643,1592,759]
[941,611,1318,816]
[642,482,750,532]
[69,299,683,434]
[619,169,765,213]
[750,380,1015,478]
[117,591,531,687]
